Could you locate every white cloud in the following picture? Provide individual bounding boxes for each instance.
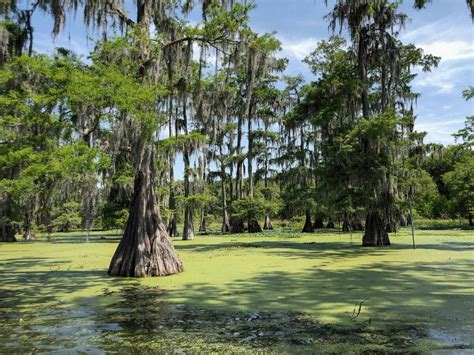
[405,18,474,94]
[402,16,474,64]
[418,40,474,62]
[280,37,319,60]
[414,62,472,94]
[415,119,466,145]
[401,17,470,43]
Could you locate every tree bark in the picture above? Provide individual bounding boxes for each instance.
[198,209,208,235]
[22,203,36,241]
[220,159,231,233]
[313,214,324,229]
[362,210,391,246]
[468,213,473,227]
[263,215,273,230]
[385,210,399,233]
[399,214,408,227]
[166,154,177,238]
[230,216,244,234]
[23,229,35,241]
[302,209,314,233]
[247,217,262,233]
[1,223,16,242]
[352,219,364,231]
[342,219,351,232]
[181,91,195,241]
[183,205,195,240]
[326,217,335,229]
[108,145,183,277]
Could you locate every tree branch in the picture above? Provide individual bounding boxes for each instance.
[106,0,135,27]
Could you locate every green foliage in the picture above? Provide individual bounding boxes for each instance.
[51,201,82,232]
[413,170,439,217]
[102,203,129,231]
[443,155,474,222]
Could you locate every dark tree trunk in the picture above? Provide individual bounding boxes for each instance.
[385,211,399,233]
[108,146,183,277]
[167,215,177,238]
[221,210,231,233]
[236,115,243,200]
[220,151,231,233]
[1,223,16,242]
[352,219,364,231]
[399,214,408,227]
[263,215,273,230]
[23,229,35,241]
[468,213,473,227]
[230,216,244,234]
[342,219,351,232]
[182,206,195,240]
[362,211,391,246]
[326,218,335,229]
[199,210,208,235]
[22,205,36,241]
[247,218,262,233]
[302,209,314,233]
[167,160,178,238]
[313,215,324,229]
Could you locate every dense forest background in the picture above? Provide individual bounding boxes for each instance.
[0,0,472,274]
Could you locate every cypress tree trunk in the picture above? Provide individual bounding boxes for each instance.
[220,160,231,233]
[108,145,183,277]
[230,216,244,233]
[352,219,364,231]
[1,223,16,242]
[263,215,273,230]
[22,203,36,241]
[385,210,399,233]
[222,209,231,233]
[326,217,335,229]
[1,198,16,242]
[342,219,351,232]
[362,210,391,246]
[182,144,194,240]
[181,91,194,240]
[167,156,178,238]
[313,214,324,229]
[183,206,195,240]
[198,209,208,235]
[247,218,262,233]
[302,209,314,233]
[23,229,35,241]
[399,214,408,227]
[235,114,243,200]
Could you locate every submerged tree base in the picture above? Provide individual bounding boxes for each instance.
[108,148,183,277]
[313,216,324,229]
[363,211,391,246]
[248,218,262,233]
[326,219,335,229]
[167,216,177,238]
[23,231,36,241]
[230,217,245,234]
[263,215,273,230]
[0,225,17,242]
[302,211,314,233]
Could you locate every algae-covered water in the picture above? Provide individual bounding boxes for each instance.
[1,229,473,353]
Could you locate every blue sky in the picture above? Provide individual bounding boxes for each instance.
[31,0,473,145]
